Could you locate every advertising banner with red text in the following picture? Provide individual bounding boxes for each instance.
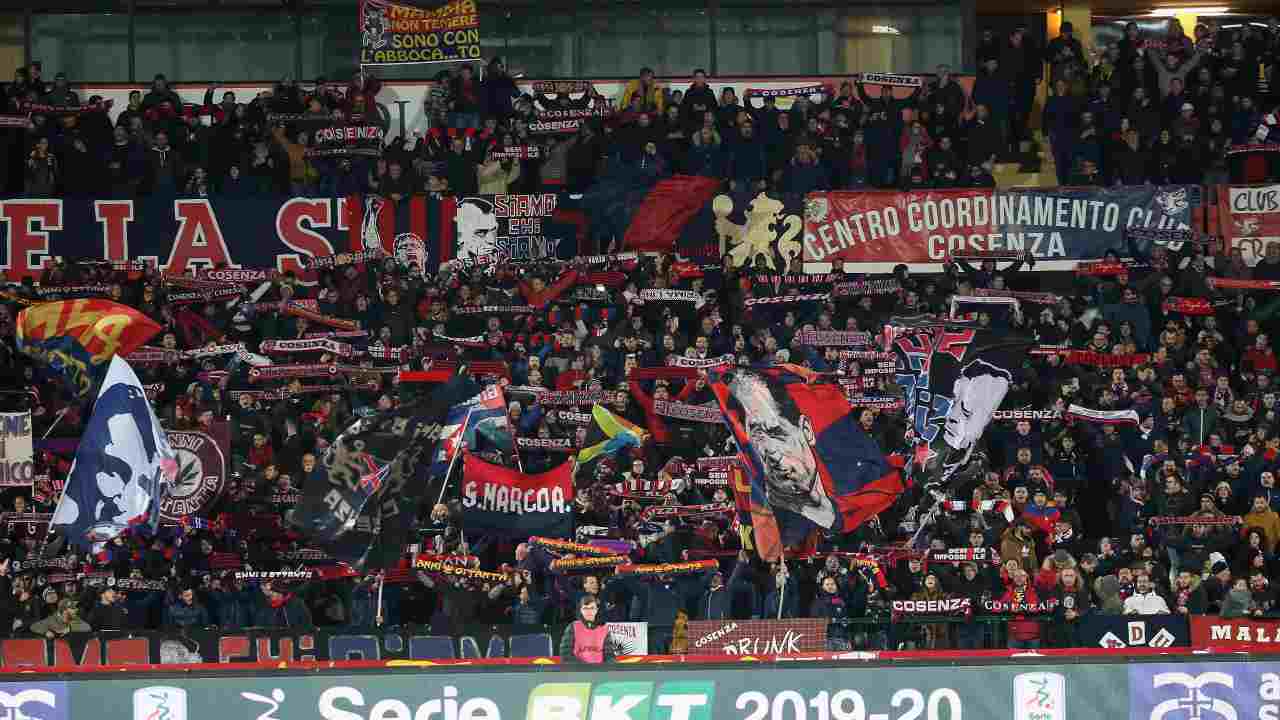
[803,186,1199,268]
[1191,615,1280,647]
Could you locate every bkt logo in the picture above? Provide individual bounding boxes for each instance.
[1149,672,1237,720]
[0,684,68,720]
[526,681,715,720]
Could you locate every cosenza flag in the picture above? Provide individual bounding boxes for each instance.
[51,356,177,550]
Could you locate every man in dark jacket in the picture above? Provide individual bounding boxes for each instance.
[1050,566,1092,647]
[252,583,314,628]
[926,64,967,120]
[1002,25,1042,154]
[949,561,993,648]
[144,130,185,195]
[680,69,718,134]
[165,587,210,628]
[87,588,129,630]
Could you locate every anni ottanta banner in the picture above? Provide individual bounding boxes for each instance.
[803,186,1200,267]
[359,0,481,66]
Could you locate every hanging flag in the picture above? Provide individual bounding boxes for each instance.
[431,382,514,477]
[50,356,177,551]
[359,0,480,66]
[16,299,162,398]
[676,190,806,267]
[576,404,646,467]
[708,364,906,561]
[582,171,722,253]
[460,453,574,537]
[288,373,479,567]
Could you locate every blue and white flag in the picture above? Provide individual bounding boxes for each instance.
[51,356,177,550]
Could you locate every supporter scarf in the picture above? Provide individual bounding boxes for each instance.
[991,409,1062,421]
[638,289,701,304]
[529,536,617,557]
[229,389,285,404]
[840,358,895,376]
[1126,227,1212,246]
[365,343,415,362]
[0,290,32,306]
[745,84,827,98]
[491,145,541,160]
[242,299,319,314]
[303,249,383,270]
[248,363,338,382]
[839,350,895,361]
[846,555,890,589]
[1075,260,1150,276]
[754,273,842,287]
[639,503,734,521]
[1064,404,1139,425]
[1162,297,1218,316]
[569,287,610,303]
[744,292,828,307]
[127,348,180,365]
[1207,278,1280,291]
[950,250,1024,261]
[453,305,536,315]
[926,546,1002,565]
[577,251,639,266]
[34,284,111,298]
[167,286,245,305]
[306,124,386,158]
[433,331,488,348]
[974,289,1061,304]
[516,437,576,452]
[164,275,235,292]
[261,338,355,357]
[666,354,734,369]
[839,377,873,393]
[696,456,739,471]
[530,108,612,134]
[846,395,904,410]
[1033,349,1151,368]
[794,330,874,347]
[284,302,360,331]
[412,558,508,584]
[983,598,1057,614]
[653,399,723,423]
[693,475,729,488]
[1225,143,1280,156]
[192,267,278,284]
[615,560,717,578]
[537,389,604,406]
[197,370,229,384]
[861,72,922,87]
[20,100,112,115]
[1147,515,1242,526]
[891,597,973,617]
[0,114,29,128]
[554,410,592,425]
[629,367,698,380]
[831,278,902,297]
[531,80,593,94]
[549,555,627,575]
[580,271,628,287]
[182,343,246,359]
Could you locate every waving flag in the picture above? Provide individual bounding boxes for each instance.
[709,364,906,561]
[582,169,721,253]
[431,383,514,477]
[17,299,162,399]
[50,356,177,551]
[577,404,645,466]
[460,453,575,537]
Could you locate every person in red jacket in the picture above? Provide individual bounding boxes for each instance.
[630,378,696,444]
[1001,567,1044,649]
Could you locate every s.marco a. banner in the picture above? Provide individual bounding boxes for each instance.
[803,186,1199,267]
[359,0,481,66]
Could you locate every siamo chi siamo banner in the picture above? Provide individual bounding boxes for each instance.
[0,194,576,282]
[802,185,1199,269]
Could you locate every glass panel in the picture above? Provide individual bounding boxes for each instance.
[303,5,503,81]
[494,9,577,79]
[715,7,815,76]
[839,6,963,75]
[134,12,296,83]
[580,8,711,77]
[32,13,130,83]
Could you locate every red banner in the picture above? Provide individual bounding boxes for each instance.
[1190,616,1280,646]
[685,618,828,656]
[1219,184,1280,264]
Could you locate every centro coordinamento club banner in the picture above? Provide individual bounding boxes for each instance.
[802,186,1199,267]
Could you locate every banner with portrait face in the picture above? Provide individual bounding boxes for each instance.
[450,195,578,266]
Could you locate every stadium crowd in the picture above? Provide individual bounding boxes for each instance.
[0,17,1277,658]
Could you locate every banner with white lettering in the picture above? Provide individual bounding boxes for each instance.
[803,186,1199,266]
[1080,614,1190,649]
[359,0,481,66]
[1218,184,1280,266]
[0,412,33,486]
[606,621,649,656]
[685,619,828,656]
[1190,615,1280,647]
[451,194,577,265]
[460,453,574,537]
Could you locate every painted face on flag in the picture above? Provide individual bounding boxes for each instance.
[456,198,499,261]
[728,373,834,528]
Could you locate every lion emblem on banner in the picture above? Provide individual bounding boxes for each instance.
[362,3,389,50]
[713,192,803,271]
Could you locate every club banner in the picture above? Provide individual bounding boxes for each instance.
[803,186,1198,266]
[460,454,574,537]
[306,123,386,158]
[161,423,230,523]
[359,0,481,66]
[1080,614,1190,649]
[686,618,829,655]
[1190,615,1280,646]
[1219,184,1280,265]
[861,72,922,87]
[449,194,577,266]
[0,412,33,487]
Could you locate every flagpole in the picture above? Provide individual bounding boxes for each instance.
[40,407,68,439]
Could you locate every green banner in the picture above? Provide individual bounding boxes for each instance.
[69,663,1129,720]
